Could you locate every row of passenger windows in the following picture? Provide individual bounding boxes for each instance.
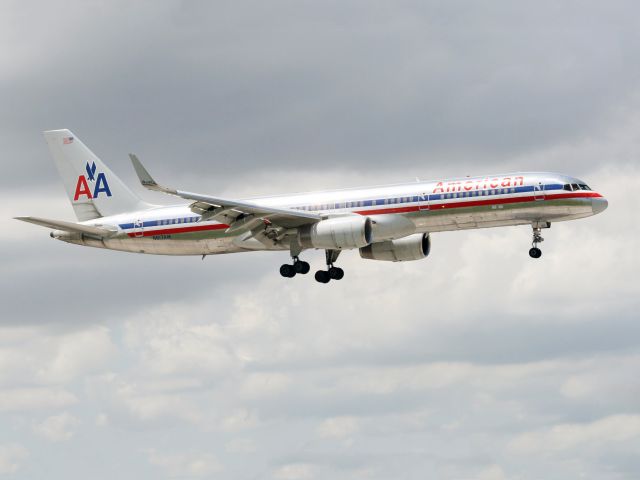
[563,183,591,191]
[157,217,199,226]
[294,187,519,211]
[150,183,586,222]
[442,187,516,199]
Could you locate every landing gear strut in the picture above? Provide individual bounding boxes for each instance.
[529,226,544,259]
[315,250,344,283]
[279,256,310,278]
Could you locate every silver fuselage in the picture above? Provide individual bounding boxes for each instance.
[55,172,607,255]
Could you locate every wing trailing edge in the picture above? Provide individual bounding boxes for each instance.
[128,154,322,228]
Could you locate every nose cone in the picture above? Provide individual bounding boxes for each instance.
[592,196,608,215]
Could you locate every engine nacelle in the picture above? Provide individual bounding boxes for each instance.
[359,233,431,262]
[299,216,372,249]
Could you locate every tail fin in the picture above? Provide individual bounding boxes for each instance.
[44,129,149,221]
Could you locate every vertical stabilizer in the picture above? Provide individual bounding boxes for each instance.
[43,129,149,220]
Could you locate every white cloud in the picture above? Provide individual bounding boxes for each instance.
[146,449,221,477]
[0,326,115,386]
[0,388,77,412]
[221,408,259,432]
[92,374,204,424]
[273,463,315,480]
[317,416,360,439]
[124,312,238,377]
[95,413,109,427]
[241,372,292,399]
[32,412,80,442]
[1,3,640,479]
[37,327,116,384]
[477,464,507,480]
[225,438,256,454]
[0,444,28,475]
[509,414,640,455]
[560,354,640,405]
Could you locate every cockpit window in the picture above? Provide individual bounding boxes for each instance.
[564,183,592,191]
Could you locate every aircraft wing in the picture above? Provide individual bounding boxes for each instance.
[15,216,118,237]
[129,154,322,229]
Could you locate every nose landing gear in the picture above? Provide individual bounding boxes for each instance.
[529,225,545,258]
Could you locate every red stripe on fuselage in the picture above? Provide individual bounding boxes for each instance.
[126,191,600,237]
[127,223,229,237]
[353,191,600,216]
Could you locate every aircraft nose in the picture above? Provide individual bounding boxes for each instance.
[592,196,608,215]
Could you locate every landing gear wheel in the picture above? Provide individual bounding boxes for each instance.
[529,247,542,259]
[315,270,331,283]
[295,260,310,274]
[328,266,344,280]
[529,225,546,260]
[280,264,296,277]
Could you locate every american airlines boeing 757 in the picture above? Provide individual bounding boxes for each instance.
[16,130,608,283]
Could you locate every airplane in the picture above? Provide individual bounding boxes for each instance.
[16,129,608,283]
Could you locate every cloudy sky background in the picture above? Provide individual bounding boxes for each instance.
[1,1,639,478]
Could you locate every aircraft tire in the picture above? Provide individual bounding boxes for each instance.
[315,270,331,283]
[328,266,344,280]
[295,261,310,274]
[528,247,542,259]
[280,264,296,277]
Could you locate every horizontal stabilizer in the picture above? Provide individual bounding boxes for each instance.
[14,216,117,237]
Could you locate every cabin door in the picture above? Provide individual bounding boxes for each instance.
[133,219,144,238]
[418,193,430,211]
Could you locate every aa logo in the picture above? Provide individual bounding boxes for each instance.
[74,161,112,201]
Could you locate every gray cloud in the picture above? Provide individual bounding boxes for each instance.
[1,1,639,479]
[3,1,640,189]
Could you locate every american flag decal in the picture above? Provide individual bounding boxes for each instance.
[63,136,74,144]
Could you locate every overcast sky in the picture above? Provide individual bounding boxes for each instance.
[1,1,639,479]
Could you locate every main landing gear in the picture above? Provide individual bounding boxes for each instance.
[314,250,344,284]
[280,250,344,282]
[529,225,545,259]
[279,257,311,278]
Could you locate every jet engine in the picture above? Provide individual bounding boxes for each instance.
[298,216,372,249]
[359,233,431,261]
